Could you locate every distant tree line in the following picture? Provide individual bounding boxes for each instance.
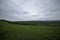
[7,21,60,27]
[0,20,60,27]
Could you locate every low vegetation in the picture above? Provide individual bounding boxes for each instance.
[0,20,60,40]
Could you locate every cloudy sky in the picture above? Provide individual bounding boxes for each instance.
[0,0,60,21]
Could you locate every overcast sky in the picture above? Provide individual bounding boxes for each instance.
[0,0,60,21]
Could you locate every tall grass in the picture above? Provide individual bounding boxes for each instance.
[0,21,60,40]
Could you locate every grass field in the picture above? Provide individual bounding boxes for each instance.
[0,21,60,40]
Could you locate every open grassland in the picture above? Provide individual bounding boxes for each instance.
[0,21,60,40]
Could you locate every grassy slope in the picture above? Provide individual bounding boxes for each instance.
[0,21,60,40]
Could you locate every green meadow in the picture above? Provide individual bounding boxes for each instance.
[0,21,60,40]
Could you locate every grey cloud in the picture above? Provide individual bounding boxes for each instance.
[0,0,60,21]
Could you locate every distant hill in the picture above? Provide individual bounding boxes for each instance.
[0,20,60,26]
[0,19,60,23]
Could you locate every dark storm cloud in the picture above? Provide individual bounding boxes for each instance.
[0,0,60,21]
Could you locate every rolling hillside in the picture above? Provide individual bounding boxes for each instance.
[0,20,60,40]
